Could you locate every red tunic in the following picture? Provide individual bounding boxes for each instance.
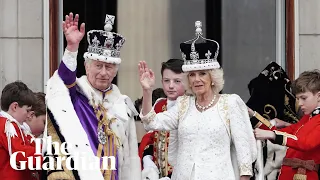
[0,117,42,180]
[138,98,173,177]
[257,109,320,180]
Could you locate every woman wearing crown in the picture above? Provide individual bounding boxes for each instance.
[138,21,257,180]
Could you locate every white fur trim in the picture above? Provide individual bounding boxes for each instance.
[76,76,129,122]
[83,52,121,64]
[263,140,286,179]
[182,62,220,72]
[124,95,139,116]
[75,76,142,179]
[255,140,264,180]
[46,71,104,180]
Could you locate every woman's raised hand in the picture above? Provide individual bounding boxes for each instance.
[138,61,155,91]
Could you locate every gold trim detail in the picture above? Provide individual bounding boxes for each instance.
[274,130,297,145]
[254,112,273,128]
[47,116,75,180]
[263,104,277,119]
[178,95,189,120]
[65,81,76,89]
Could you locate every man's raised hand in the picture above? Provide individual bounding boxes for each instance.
[62,12,85,52]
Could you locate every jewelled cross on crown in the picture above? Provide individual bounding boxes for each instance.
[104,15,115,32]
[190,21,203,60]
[195,21,203,36]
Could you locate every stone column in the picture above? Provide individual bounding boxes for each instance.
[0,0,44,92]
[117,0,171,101]
[299,0,320,72]
[117,0,171,142]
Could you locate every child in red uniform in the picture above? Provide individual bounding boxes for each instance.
[254,70,320,180]
[21,92,46,180]
[0,81,42,180]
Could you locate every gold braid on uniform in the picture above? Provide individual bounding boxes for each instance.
[46,116,75,180]
[91,96,121,180]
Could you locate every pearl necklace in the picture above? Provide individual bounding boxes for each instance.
[196,95,217,111]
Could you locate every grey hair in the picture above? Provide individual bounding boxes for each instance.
[183,68,224,95]
[84,58,120,71]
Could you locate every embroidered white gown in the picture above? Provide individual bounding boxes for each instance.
[141,94,257,180]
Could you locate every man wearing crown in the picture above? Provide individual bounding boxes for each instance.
[44,13,141,180]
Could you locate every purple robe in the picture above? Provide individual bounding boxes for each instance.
[58,61,119,179]
[58,61,101,155]
[55,60,141,180]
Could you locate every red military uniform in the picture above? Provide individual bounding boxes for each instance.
[255,108,320,180]
[0,114,42,180]
[139,98,173,177]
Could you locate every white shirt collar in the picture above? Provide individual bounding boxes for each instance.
[167,99,177,110]
[0,111,20,125]
[21,122,32,134]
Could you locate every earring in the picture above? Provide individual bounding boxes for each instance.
[211,82,214,86]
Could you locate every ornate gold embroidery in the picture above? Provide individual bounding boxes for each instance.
[178,95,189,120]
[153,131,170,177]
[263,104,277,120]
[284,94,299,123]
[145,111,156,124]
[293,173,307,180]
[284,95,289,106]
[226,119,230,127]
[91,98,120,180]
[218,94,230,135]
[284,109,299,122]
[239,163,252,175]
[162,104,167,111]
[47,116,75,180]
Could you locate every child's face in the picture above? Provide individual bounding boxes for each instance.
[26,113,46,137]
[161,69,185,101]
[12,104,32,123]
[296,91,320,115]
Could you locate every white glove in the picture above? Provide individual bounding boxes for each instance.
[143,155,159,173]
[159,177,170,180]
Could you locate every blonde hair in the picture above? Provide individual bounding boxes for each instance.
[183,68,224,95]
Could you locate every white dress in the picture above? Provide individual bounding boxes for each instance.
[141,94,257,180]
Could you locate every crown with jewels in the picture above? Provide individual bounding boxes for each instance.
[180,21,220,72]
[83,15,125,64]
